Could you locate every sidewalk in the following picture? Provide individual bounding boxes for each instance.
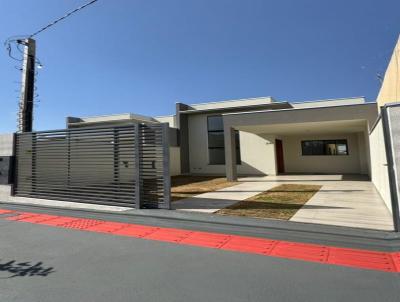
[0,185,131,213]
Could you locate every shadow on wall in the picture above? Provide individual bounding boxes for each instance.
[188,161,269,177]
[0,259,55,278]
[237,162,272,176]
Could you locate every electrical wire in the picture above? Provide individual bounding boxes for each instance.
[29,0,99,38]
[4,0,99,61]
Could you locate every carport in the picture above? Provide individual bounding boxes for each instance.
[222,103,378,181]
[220,103,394,230]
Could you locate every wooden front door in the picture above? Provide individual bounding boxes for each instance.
[275,139,285,174]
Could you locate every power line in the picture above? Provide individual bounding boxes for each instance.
[29,0,99,38]
[4,0,99,61]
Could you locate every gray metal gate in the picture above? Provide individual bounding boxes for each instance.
[12,124,170,209]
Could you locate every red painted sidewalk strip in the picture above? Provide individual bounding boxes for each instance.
[1,209,399,273]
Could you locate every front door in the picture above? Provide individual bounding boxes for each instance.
[275,139,285,174]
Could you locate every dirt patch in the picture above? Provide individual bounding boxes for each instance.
[216,184,321,220]
[171,176,237,201]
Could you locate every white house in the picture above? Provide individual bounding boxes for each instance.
[67,96,375,180]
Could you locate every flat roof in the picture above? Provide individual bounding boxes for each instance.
[179,102,291,115]
[222,101,376,117]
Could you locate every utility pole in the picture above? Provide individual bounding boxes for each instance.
[17,38,36,133]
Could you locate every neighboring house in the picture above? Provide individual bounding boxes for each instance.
[377,36,400,107]
[67,96,376,181]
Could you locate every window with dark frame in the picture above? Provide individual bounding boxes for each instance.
[301,140,348,156]
[207,115,241,165]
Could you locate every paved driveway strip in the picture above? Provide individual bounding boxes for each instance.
[0,208,399,273]
[174,175,393,231]
[173,180,277,213]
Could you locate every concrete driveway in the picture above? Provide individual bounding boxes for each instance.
[174,174,394,231]
[286,175,394,231]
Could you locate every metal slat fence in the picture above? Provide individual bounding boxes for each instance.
[12,124,171,209]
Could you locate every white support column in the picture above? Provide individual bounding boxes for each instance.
[224,126,237,181]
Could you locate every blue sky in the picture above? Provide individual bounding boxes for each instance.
[0,0,399,132]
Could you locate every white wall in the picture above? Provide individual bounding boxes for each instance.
[154,115,176,128]
[281,133,368,174]
[169,146,181,176]
[357,132,369,175]
[369,119,392,212]
[291,98,365,109]
[190,97,273,111]
[0,134,14,156]
[188,114,276,175]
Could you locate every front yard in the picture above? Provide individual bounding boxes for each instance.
[171,176,321,220]
[216,184,321,220]
[171,175,237,201]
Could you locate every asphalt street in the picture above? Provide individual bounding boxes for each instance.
[0,205,399,302]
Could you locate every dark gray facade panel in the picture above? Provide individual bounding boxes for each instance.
[168,128,179,147]
[0,156,13,184]
[176,103,191,174]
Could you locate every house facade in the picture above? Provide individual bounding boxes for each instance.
[67,96,376,180]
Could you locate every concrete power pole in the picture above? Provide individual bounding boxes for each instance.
[18,38,36,133]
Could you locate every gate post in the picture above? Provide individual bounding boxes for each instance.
[162,123,171,209]
[10,133,17,196]
[31,132,37,194]
[381,105,400,232]
[134,124,142,209]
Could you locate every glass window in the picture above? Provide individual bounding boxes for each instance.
[301,141,313,155]
[208,148,226,165]
[207,115,224,131]
[207,132,225,148]
[207,115,241,165]
[301,140,348,156]
[336,140,348,155]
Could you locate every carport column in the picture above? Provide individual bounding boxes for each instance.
[224,127,237,181]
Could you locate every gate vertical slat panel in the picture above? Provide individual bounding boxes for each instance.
[161,123,171,209]
[134,124,142,209]
[139,123,171,209]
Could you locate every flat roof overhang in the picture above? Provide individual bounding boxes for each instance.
[222,103,378,134]
[179,102,292,115]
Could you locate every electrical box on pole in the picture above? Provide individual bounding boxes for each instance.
[18,38,36,133]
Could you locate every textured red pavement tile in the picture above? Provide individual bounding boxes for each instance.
[84,221,131,233]
[0,209,14,215]
[328,248,396,272]
[270,242,329,263]
[58,219,105,230]
[181,232,232,248]
[38,216,82,226]
[5,212,43,221]
[13,214,60,223]
[111,225,159,238]
[221,236,277,255]
[145,228,193,243]
[391,253,400,272]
